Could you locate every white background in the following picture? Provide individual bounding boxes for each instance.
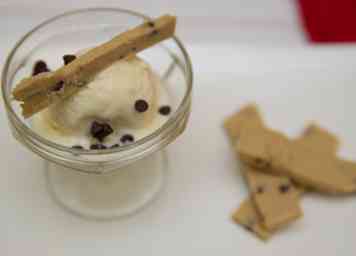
[1,1,356,255]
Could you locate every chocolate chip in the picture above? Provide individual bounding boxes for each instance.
[90,121,114,142]
[32,60,50,76]
[90,144,107,150]
[52,80,64,92]
[304,127,312,136]
[243,219,255,232]
[111,144,120,149]
[255,158,264,166]
[150,29,159,36]
[147,21,155,27]
[135,99,149,113]
[159,105,171,116]
[254,158,270,169]
[72,145,83,149]
[243,224,253,232]
[120,134,135,144]
[132,47,137,51]
[256,186,264,194]
[279,184,290,193]
[63,54,76,65]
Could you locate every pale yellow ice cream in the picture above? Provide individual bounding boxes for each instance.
[32,56,169,148]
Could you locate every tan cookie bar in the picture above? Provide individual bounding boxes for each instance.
[243,165,303,231]
[237,121,356,194]
[292,124,339,192]
[232,199,271,241]
[337,160,356,182]
[295,123,339,154]
[224,103,262,142]
[20,81,79,118]
[224,105,302,231]
[12,14,176,118]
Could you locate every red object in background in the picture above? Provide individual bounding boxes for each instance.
[298,0,356,42]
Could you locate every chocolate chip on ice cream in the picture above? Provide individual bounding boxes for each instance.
[134,99,149,113]
[32,60,50,76]
[63,54,77,65]
[90,121,114,142]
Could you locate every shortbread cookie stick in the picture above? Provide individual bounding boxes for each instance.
[292,124,339,192]
[20,82,78,118]
[224,105,302,231]
[13,14,176,118]
[237,121,356,194]
[295,124,339,155]
[337,160,356,182]
[232,199,271,241]
[224,103,262,141]
[243,166,303,231]
[299,127,356,190]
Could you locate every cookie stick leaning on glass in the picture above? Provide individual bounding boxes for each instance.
[12,14,176,118]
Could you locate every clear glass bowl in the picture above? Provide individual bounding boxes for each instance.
[1,8,193,220]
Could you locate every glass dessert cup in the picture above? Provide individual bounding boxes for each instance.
[1,8,193,220]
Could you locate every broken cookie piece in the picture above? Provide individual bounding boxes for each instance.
[224,103,262,142]
[224,104,303,231]
[243,166,303,231]
[296,123,339,154]
[232,199,271,241]
[237,118,356,194]
[337,160,356,183]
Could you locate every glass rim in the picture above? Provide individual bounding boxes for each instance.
[1,7,193,156]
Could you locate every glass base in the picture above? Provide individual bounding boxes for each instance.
[45,151,167,220]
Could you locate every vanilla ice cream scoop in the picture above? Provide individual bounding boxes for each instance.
[46,56,160,133]
[32,54,170,148]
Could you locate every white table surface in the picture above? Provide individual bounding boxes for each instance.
[1,1,356,255]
